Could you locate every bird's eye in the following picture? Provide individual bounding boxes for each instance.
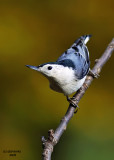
[48,66,52,70]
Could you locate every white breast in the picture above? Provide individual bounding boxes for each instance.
[61,76,86,95]
[48,66,86,96]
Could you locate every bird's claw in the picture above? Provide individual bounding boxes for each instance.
[88,69,100,78]
[67,96,80,109]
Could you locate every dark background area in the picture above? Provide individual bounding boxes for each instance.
[0,0,114,160]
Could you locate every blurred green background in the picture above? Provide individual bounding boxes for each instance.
[0,0,114,160]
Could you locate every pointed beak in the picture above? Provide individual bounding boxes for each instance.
[25,65,40,71]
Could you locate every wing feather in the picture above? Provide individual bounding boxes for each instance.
[57,35,91,79]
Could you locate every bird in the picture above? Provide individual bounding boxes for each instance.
[26,35,92,106]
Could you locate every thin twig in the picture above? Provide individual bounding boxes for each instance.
[42,38,114,160]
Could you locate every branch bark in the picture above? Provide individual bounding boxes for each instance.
[42,38,114,160]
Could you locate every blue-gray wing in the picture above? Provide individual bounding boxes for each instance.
[57,35,91,79]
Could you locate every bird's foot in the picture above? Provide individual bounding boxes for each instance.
[67,96,80,109]
[88,69,100,78]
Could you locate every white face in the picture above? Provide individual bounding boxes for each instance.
[38,64,63,77]
[38,64,75,84]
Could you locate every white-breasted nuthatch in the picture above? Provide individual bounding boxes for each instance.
[26,35,91,104]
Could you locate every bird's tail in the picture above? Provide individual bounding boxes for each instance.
[81,35,92,44]
[74,34,92,46]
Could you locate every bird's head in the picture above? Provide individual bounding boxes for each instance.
[26,60,75,82]
[26,63,56,78]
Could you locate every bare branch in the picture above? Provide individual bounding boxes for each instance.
[42,38,114,160]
